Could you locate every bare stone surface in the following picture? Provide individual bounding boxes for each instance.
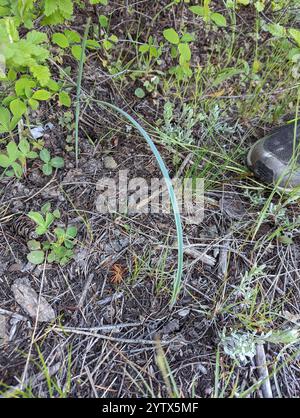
[11,278,56,322]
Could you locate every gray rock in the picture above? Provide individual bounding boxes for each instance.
[11,278,56,322]
[104,156,118,170]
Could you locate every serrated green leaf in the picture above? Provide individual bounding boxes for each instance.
[181,33,195,43]
[18,139,30,155]
[41,202,51,214]
[15,78,36,97]
[163,28,180,45]
[139,44,150,53]
[44,0,58,16]
[64,30,81,43]
[40,148,51,163]
[0,107,11,131]
[53,209,61,219]
[30,65,50,86]
[26,30,48,44]
[52,32,69,48]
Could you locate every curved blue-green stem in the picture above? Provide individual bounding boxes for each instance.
[97,101,184,306]
[75,19,183,306]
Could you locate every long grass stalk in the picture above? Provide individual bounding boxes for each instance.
[75,17,91,168]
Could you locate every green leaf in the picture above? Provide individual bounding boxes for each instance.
[134,88,145,98]
[178,43,191,64]
[53,209,61,219]
[11,162,23,178]
[9,99,27,119]
[211,13,227,27]
[32,90,52,101]
[28,99,39,110]
[7,69,17,81]
[27,250,45,265]
[54,227,65,238]
[58,91,71,107]
[27,151,38,159]
[18,139,30,155]
[99,15,108,28]
[181,33,195,43]
[41,202,51,214]
[51,156,64,168]
[47,79,60,92]
[27,240,41,251]
[26,31,48,44]
[254,0,265,12]
[52,32,70,49]
[30,65,50,87]
[266,23,286,38]
[139,44,150,53]
[189,6,205,16]
[42,163,53,176]
[86,39,100,49]
[66,226,77,238]
[289,28,300,47]
[64,30,81,43]
[40,148,51,163]
[47,251,56,263]
[36,225,47,235]
[0,107,11,131]
[44,0,58,16]
[28,211,45,226]
[0,154,10,168]
[163,28,180,45]
[15,78,36,97]
[7,141,19,160]
[71,45,83,60]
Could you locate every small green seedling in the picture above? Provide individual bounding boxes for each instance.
[0,139,38,178]
[163,28,194,80]
[45,226,78,265]
[27,203,60,235]
[189,2,227,27]
[39,149,64,175]
[26,203,78,266]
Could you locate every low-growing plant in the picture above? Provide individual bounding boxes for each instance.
[156,100,202,147]
[27,203,78,266]
[39,148,64,176]
[0,139,37,177]
[163,28,194,80]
